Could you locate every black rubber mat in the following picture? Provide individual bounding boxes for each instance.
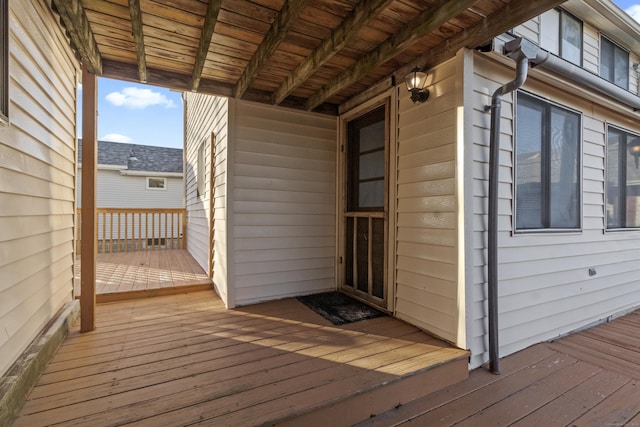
[297,292,386,325]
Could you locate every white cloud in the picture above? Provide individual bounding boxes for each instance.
[101,133,133,143]
[625,5,640,23]
[105,87,176,109]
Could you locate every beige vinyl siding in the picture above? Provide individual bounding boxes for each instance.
[232,101,336,306]
[0,0,78,376]
[583,23,600,74]
[395,56,462,345]
[184,93,229,305]
[469,50,640,368]
[77,169,183,208]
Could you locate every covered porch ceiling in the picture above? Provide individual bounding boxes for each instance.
[52,0,564,115]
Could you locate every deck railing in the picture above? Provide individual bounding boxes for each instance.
[76,208,187,254]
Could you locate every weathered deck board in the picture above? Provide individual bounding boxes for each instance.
[74,249,212,301]
[359,308,640,427]
[13,290,468,426]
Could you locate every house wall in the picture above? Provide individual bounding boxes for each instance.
[76,169,183,208]
[0,0,78,377]
[469,50,640,368]
[232,101,336,306]
[184,92,230,305]
[394,55,465,346]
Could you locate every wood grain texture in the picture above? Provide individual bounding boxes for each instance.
[13,290,467,426]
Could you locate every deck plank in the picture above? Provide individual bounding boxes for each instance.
[74,249,212,301]
[14,290,467,427]
[570,381,640,426]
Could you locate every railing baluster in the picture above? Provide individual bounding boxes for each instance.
[75,208,186,254]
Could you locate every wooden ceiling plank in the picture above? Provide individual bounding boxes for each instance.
[51,0,102,74]
[305,0,477,110]
[191,0,222,91]
[128,0,147,82]
[417,0,567,70]
[273,0,395,105]
[234,0,311,99]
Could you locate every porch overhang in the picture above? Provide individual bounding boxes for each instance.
[51,0,566,114]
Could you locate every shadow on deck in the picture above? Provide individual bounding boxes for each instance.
[13,290,469,426]
[74,249,212,302]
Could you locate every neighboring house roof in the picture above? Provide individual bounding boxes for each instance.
[78,139,183,174]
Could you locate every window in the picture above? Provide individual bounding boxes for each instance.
[0,0,8,120]
[515,92,581,231]
[196,142,205,198]
[600,36,629,89]
[146,177,166,190]
[540,9,582,66]
[606,126,640,229]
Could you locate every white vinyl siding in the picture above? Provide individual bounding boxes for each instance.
[395,56,462,345]
[583,23,599,74]
[184,93,229,305]
[0,0,78,377]
[233,101,336,306]
[77,169,183,208]
[514,16,540,44]
[470,50,640,368]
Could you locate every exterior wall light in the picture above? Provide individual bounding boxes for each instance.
[404,67,429,103]
[629,138,640,168]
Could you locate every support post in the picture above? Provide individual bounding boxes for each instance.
[80,65,97,332]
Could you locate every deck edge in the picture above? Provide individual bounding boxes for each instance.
[271,350,470,427]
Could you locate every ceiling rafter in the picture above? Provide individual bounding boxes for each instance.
[127,0,147,83]
[51,0,102,75]
[234,0,311,99]
[272,0,395,105]
[305,0,477,111]
[191,0,222,92]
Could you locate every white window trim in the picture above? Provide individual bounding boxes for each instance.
[146,176,167,190]
[605,123,640,232]
[512,90,584,234]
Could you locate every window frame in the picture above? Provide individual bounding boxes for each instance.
[146,176,167,190]
[605,124,640,231]
[0,0,8,122]
[558,8,582,66]
[513,91,583,233]
[196,141,205,199]
[600,35,629,90]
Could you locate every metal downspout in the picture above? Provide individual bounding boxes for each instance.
[487,37,538,374]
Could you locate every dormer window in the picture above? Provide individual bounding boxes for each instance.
[600,36,629,90]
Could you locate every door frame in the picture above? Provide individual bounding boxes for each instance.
[336,89,397,313]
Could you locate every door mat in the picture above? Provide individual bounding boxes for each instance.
[297,292,386,326]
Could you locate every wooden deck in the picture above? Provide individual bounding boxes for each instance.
[74,249,212,302]
[13,290,469,426]
[360,310,640,426]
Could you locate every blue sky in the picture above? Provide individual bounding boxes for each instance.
[80,1,640,149]
[78,78,183,149]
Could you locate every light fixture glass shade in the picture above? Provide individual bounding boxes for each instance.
[628,138,640,155]
[404,67,428,91]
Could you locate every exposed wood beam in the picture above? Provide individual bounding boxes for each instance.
[191,0,222,92]
[80,66,97,332]
[51,0,102,75]
[102,59,234,98]
[101,59,338,114]
[127,0,147,83]
[416,0,567,71]
[234,0,310,99]
[272,0,394,105]
[305,0,477,111]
